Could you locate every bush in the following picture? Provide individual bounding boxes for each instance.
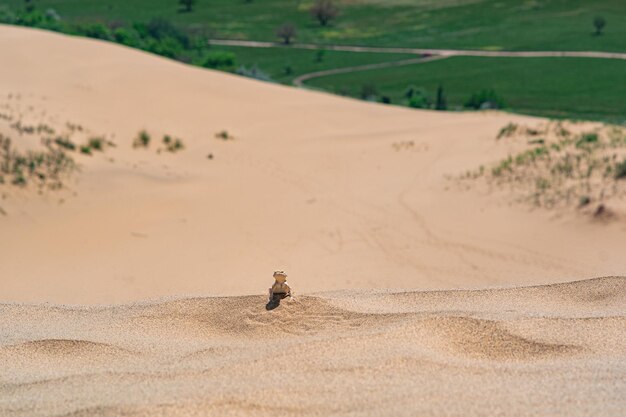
[78,23,112,40]
[54,137,76,151]
[497,123,518,139]
[360,84,377,100]
[133,130,151,148]
[163,135,184,152]
[576,132,599,148]
[143,18,190,48]
[88,137,105,152]
[235,65,272,82]
[113,27,142,47]
[615,159,626,180]
[215,130,233,140]
[276,23,297,45]
[202,51,236,71]
[465,89,505,110]
[310,0,339,26]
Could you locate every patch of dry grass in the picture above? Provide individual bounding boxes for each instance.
[464,122,626,211]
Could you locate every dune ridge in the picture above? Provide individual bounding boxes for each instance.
[1,277,624,416]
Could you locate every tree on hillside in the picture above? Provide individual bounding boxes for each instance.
[24,0,35,13]
[276,23,297,45]
[179,0,195,13]
[593,16,606,36]
[310,0,339,26]
[435,85,447,110]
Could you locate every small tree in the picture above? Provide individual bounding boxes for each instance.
[310,0,339,26]
[593,16,606,35]
[24,0,35,13]
[435,85,447,110]
[179,0,195,13]
[276,23,297,45]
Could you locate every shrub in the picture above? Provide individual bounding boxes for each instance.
[576,132,599,148]
[179,0,195,13]
[88,137,105,151]
[497,123,518,139]
[276,23,297,45]
[113,27,142,47]
[202,51,236,71]
[615,159,626,180]
[80,145,92,155]
[215,130,233,140]
[579,195,591,207]
[144,18,190,48]
[315,49,326,63]
[79,23,112,40]
[593,16,606,36]
[133,130,151,148]
[163,135,184,152]
[310,0,339,26]
[54,137,76,151]
[360,83,377,100]
[435,85,447,110]
[465,89,505,110]
[235,65,272,81]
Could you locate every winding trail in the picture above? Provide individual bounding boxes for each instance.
[209,39,626,87]
[292,55,448,87]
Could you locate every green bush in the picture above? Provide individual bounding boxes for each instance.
[615,159,626,180]
[133,130,151,148]
[163,135,184,152]
[202,51,236,71]
[576,132,599,148]
[54,137,76,151]
[465,89,505,110]
[113,27,142,47]
[78,23,112,40]
[88,137,105,151]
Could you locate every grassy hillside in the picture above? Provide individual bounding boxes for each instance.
[4,0,625,52]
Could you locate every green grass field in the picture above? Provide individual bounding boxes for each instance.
[213,46,413,84]
[2,0,625,122]
[306,56,626,123]
[5,0,625,51]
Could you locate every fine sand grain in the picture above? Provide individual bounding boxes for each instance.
[1,277,624,416]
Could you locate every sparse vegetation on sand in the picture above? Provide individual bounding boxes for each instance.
[0,133,76,190]
[133,130,151,148]
[463,122,626,212]
[215,130,234,141]
[133,131,186,153]
[161,135,184,153]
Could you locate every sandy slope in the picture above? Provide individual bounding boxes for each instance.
[0,25,624,304]
[0,25,625,416]
[1,277,625,416]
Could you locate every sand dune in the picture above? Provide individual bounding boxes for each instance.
[0,25,625,416]
[0,25,625,304]
[1,277,624,416]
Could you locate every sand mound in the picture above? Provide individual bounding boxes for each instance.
[1,277,624,416]
[416,316,583,360]
[0,339,134,357]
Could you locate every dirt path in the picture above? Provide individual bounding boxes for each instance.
[209,39,626,60]
[210,39,626,87]
[292,55,448,87]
